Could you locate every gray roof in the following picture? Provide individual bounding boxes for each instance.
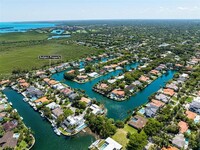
[69,93,79,100]
[145,104,159,117]
[172,134,185,148]
[155,93,169,103]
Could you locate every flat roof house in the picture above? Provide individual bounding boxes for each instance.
[102,137,122,150]
[128,115,148,129]
[90,104,103,115]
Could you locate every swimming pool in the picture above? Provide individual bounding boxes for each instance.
[138,108,145,115]
[100,142,108,150]
[75,123,87,132]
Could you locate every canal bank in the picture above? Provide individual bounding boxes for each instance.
[51,62,176,120]
[3,88,95,150]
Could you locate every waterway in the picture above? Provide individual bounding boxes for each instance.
[51,63,176,120]
[3,62,176,150]
[3,88,95,150]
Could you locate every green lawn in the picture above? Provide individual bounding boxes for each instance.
[16,140,28,150]
[112,124,137,149]
[0,41,101,79]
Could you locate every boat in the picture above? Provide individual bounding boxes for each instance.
[53,127,61,136]
[9,102,12,106]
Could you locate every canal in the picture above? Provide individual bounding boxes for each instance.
[3,62,176,150]
[51,63,176,120]
[3,88,95,150]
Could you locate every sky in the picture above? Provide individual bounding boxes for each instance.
[1,0,200,22]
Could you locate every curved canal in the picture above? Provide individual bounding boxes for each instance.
[3,62,176,150]
[3,88,95,150]
[51,63,176,120]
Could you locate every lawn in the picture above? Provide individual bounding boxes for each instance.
[112,124,137,149]
[16,140,28,150]
[0,40,102,79]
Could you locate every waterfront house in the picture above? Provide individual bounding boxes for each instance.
[18,79,29,88]
[97,83,109,90]
[101,137,122,150]
[0,104,6,112]
[111,89,125,99]
[178,121,188,133]
[0,80,10,86]
[145,103,159,118]
[67,70,75,74]
[52,83,65,90]
[128,115,148,129]
[155,93,170,103]
[88,72,99,78]
[3,120,18,131]
[172,134,187,149]
[52,107,64,119]
[0,131,18,149]
[78,68,85,73]
[80,97,91,105]
[48,80,58,86]
[89,104,103,115]
[64,115,84,127]
[125,84,135,93]
[26,86,44,99]
[34,97,50,105]
[163,88,175,97]
[108,79,116,84]
[76,75,88,81]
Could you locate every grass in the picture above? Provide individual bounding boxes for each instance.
[16,140,28,150]
[112,124,137,149]
[0,31,49,42]
[186,97,193,102]
[0,39,102,79]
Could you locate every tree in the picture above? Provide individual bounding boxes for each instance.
[126,131,148,150]
[144,118,163,136]
[115,120,124,128]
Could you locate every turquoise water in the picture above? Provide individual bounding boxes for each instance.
[0,22,55,33]
[51,63,176,120]
[3,88,95,150]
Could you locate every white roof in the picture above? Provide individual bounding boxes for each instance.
[78,68,85,72]
[103,137,122,150]
[46,102,59,109]
[116,75,124,80]
[88,72,99,77]
[108,79,116,84]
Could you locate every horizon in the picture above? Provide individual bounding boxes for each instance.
[1,0,200,22]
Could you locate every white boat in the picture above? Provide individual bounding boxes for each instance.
[9,102,12,106]
[53,127,61,136]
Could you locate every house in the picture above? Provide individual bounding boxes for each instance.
[150,99,165,108]
[78,68,85,72]
[186,110,197,120]
[102,137,122,150]
[161,146,179,150]
[69,93,79,101]
[26,86,44,98]
[178,121,188,133]
[172,134,187,149]
[18,79,29,88]
[0,131,18,149]
[46,102,59,110]
[166,83,179,91]
[0,104,6,112]
[189,97,200,114]
[97,83,109,90]
[139,75,150,82]
[163,88,175,97]
[52,83,65,90]
[67,70,75,74]
[52,107,64,118]
[145,103,159,118]
[111,89,125,99]
[88,72,99,78]
[0,80,10,85]
[3,120,18,131]
[34,96,50,105]
[76,75,88,81]
[80,97,91,105]
[0,112,7,122]
[125,84,135,92]
[132,80,142,86]
[48,80,58,86]
[150,70,160,76]
[61,88,73,96]
[89,104,103,115]
[108,79,116,84]
[64,115,84,127]
[155,93,170,103]
[128,115,148,129]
